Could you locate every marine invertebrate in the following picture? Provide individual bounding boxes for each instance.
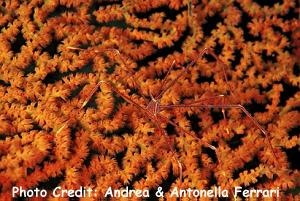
[71,46,281,184]
[0,0,299,200]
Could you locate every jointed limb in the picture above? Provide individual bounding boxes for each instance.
[154,48,234,102]
[157,114,217,150]
[159,103,278,160]
[152,118,183,182]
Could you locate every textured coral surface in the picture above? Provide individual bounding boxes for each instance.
[0,0,299,200]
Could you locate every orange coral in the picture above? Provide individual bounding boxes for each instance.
[0,0,299,200]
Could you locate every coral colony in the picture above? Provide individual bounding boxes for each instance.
[0,0,299,200]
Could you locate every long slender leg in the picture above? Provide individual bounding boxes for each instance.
[188,0,192,22]
[203,48,235,96]
[74,80,184,180]
[157,114,217,151]
[159,103,279,160]
[155,48,233,100]
[152,119,183,182]
[67,46,148,100]
[160,104,265,133]
[160,95,226,111]
[158,94,226,150]
[154,60,176,98]
[220,95,230,135]
[155,48,208,100]
[103,49,152,102]
[56,80,146,135]
[77,79,139,110]
[97,81,150,113]
[55,80,103,135]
